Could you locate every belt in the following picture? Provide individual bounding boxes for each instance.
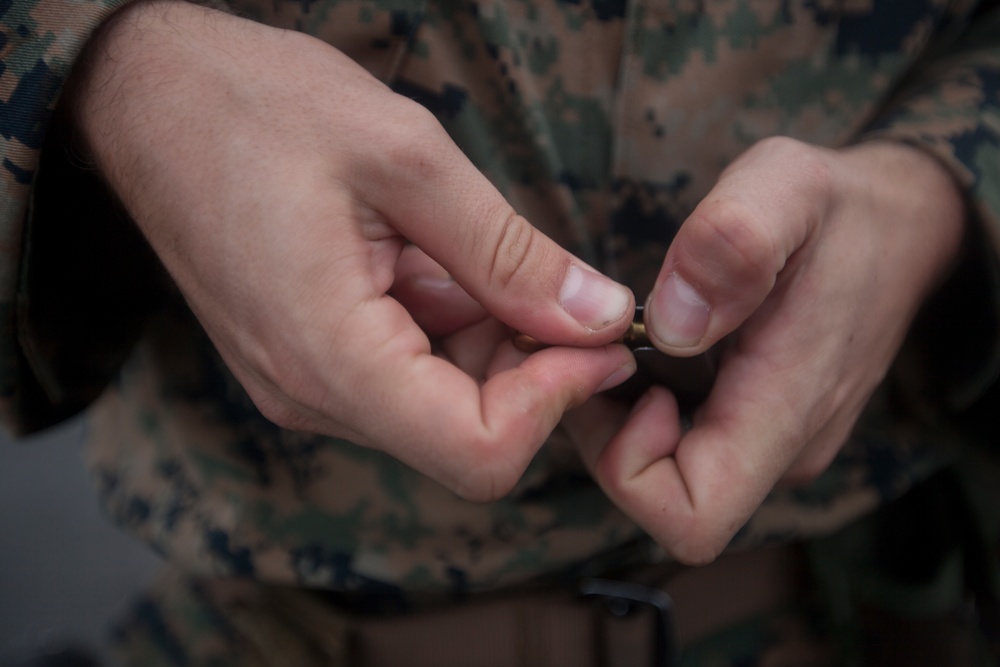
[224,544,806,667]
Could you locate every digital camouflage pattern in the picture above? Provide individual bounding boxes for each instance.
[1,0,136,430]
[3,0,1000,664]
[107,562,841,666]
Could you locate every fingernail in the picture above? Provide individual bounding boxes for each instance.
[559,264,632,331]
[648,273,710,348]
[596,360,637,393]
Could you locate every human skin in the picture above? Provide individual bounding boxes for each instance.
[397,138,966,564]
[75,2,966,563]
[71,1,637,502]
[582,137,965,563]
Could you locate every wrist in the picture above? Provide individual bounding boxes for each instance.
[838,140,967,287]
[69,1,238,212]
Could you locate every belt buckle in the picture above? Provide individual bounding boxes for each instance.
[579,578,680,667]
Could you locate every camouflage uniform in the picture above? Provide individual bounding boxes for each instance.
[3,0,1000,664]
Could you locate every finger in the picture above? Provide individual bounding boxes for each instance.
[354,102,634,346]
[596,387,684,481]
[438,317,511,380]
[591,347,814,564]
[569,389,659,475]
[391,246,488,336]
[482,337,635,395]
[345,297,638,501]
[644,138,832,356]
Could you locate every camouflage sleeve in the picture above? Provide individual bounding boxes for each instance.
[2,0,247,439]
[0,1,229,436]
[862,3,1000,416]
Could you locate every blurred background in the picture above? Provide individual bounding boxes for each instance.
[0,417,163,667]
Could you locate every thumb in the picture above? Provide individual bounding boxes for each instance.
[644,138,830,356]
[364,107,634,346]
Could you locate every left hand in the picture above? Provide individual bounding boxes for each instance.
[393,138,966,566]
[573,137,966,564]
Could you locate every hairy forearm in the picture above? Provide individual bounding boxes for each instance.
[70,2,245,204]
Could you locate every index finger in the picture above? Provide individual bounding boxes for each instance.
[317,295,638,501]
[588,348,812,564]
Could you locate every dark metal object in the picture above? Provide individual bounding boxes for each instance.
[513,305,718,410]
[579,577,679,667]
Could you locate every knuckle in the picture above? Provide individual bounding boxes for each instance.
[592,464,728,567]
[756,136,834,204]
[375,100,447,171]
[249,390,301,430]
[686,200,779,285]
[672,539,726,567]
[485,211,542,290]
[451,436,526,503]
[668,524,728,566]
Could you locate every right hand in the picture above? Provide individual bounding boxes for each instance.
[73,1,636,501]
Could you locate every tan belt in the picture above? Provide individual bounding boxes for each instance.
[223,544,804,667]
